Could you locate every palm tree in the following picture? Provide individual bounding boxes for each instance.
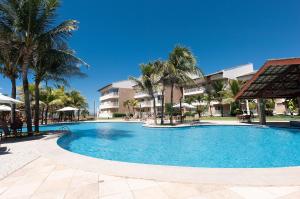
[184,94,207,119]
[130,63,159,125]
[123,100,131,115]
[32,47,87,132]
[129,99,139,117]
[65,90,88,121]
[168,46,202,124]
[203,83,214,117]
[153,60,169,125]
[212,80,227,117]
[0,0,79,134]
[0,40,21,125]
[224,80,243,115]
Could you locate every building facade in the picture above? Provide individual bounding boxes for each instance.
[97,80,135,118]
[98,63,291,118]
[132,85,182,118]
[184,63,255,116]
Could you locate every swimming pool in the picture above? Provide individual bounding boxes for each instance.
[45,122,300,168]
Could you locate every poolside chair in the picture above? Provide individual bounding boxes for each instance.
[0,119,12,139]
[10,117,23,136]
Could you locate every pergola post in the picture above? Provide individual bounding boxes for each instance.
[297,97,300,115]
[257,98,266,125]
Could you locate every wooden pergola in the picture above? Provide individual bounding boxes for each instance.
[235,58,300,124]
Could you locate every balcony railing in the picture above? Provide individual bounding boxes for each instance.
[134,91,162,99]
[140,100,162,108]
[183,87,204,96]
[100,92,119,101]
[99,102,119,110]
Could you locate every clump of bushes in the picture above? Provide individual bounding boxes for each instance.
[184,111,196,117]
[113,113,126,118]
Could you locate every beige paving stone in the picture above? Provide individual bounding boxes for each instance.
[229,186,277,199]
[262,186,300,197]
[98,174,125,182]
[278,190,300,199]
[100,179,131,197]
[192,184,227,194]
[159,182,202,199]
[126,178,157,190]
[199,189,244,199]
[132,186,170,199]
[64,183,99,199]
[30,167,75,199]
[1,181,45,199]
[101,191,134,199]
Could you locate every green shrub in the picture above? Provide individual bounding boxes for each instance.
[113,113,126,118]
[184,111,196,117]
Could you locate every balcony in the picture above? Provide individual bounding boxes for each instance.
[100,92,119,101]
[134,91,162,99]
[183,87,204,96]
[99,102,119,110]
[140,99,162,108]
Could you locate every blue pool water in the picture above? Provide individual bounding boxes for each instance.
[43,122,300,168]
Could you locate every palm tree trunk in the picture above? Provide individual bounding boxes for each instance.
[160,85,165,125]
[220,101,224,117]
[22,59,33,134]
[45,106,49,125]
[34,79,40,133]
[208,102,212,117]
[41,107,44,125]
[179,87,183,123]
[10,78,17,126]
[78,109,80,121]
[152,96,157,125]
[170,83,174,125]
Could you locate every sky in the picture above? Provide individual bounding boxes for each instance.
[1,0,300,113]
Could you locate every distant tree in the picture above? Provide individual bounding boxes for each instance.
[285,98,297,117]
[212,80,227,117]
[168,46,203,124]
[130,63,160,124]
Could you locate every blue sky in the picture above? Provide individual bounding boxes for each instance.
[1,0,300,112]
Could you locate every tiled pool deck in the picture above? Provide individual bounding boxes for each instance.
[1,120,300,199]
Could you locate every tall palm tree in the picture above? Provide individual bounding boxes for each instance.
[123,100,131,115]
[212,80,227,117]
[203,83,214,117]
[224,80,243,115]
[130,63,159,125]
[32,47,87,132]
[0,0,78,134]
[65,90,88,121]
[185,94,207,119]
[129,99,139,117]
[153,60,169,125]
[0,40,21,125]
[168,46,202,124]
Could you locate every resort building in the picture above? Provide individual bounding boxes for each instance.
[184,63,255,116]
[98,63,293,118]
[133,85,181,117]
[97,80,135,118]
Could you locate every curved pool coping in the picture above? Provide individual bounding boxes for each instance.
[35,123,300,186]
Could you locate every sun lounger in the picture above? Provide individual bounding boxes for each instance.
[10,118,23,136]
[237,114,252,123]
[290,121,300,127]
[0,120,12,139]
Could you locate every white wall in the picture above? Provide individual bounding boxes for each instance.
[223,63,254,80]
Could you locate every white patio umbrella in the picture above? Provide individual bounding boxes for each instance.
[0,105,12,112]
[0,93,22,123]
[0,93,22,104]
[57,107,79,122]
[173,103,196,109]
[57,107,79,112]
